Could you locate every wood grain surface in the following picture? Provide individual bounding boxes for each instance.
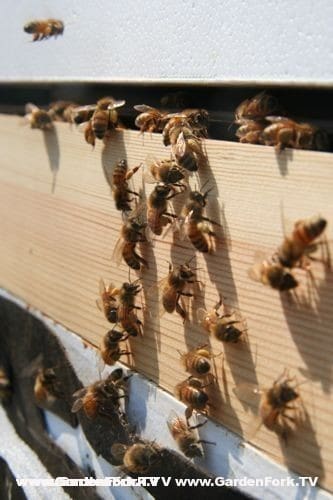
[0,114,332,490]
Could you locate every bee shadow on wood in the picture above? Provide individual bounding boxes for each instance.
[275,148,294,177]
[43,128,60,194]
[198,161,259,402]
[280,408,325,487]
[281,266,333,394]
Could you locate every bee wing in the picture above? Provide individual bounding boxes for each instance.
[167,410,185,433]
[71,397,84,413]
[111,237,125,266]
[247,251,267,283]
[108,100,126,110]
[143,154,159,183]
[196,307,209,326]
[265,115,289,124]
[147,276,169,317]
[233,383,262,409]
[25,103,39,114]
[134,104,157,113]
[174,131,187,158]
[72,104,97,113]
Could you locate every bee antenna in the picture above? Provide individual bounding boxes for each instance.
[200,178,210,192]
[186,255,196,265]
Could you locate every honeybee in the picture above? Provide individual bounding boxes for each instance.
[34,367,64,403]
[248,252,298,291]
[262,116,327,152]
[197,297,247,343]
[147,183,185,235]
[117,281,143,337]
[235,119,265,145]
[167,411,215,458]
[77,97,125,145]
[112,160,142,212]
[24,19,64,41]
[71,368,128,419]
[48,101,77,122]
[100,329,131,366]
[159,261,198,321]
[182,188,218,253]
[234,92,279,124]
[275,216,327,270]
[113,212,148,271]
[134,105,169,133]
[111,442,161,473]
[179,345,220,379]
[144,156,185,185]
[163,121,207,171]
[0,368,11,401]
[163,109,209,143]
[235,370,305,439]
[97,279,120,323]
[25,103,53,131]
[175,378,210,420]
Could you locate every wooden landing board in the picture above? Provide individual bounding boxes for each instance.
[0,114,332,490]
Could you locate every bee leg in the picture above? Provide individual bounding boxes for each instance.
[185,406,193,423]
[176,301,187,321]
[197,439,216,446]
[164,212,178,218]
[188,419,208,430]
[33,33,39,42]
[126,189,140,197]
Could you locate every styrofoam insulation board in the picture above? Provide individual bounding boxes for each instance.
[0,0,332,85]
[0,289,332,500]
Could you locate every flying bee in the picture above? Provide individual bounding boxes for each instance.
[262,116,327,152]
[197,297,247,344]
[144,155,185,185]
[97,279,120,323]
[134,104,169,133]
[147,183,185,236]
[175,378,210,421]
[48,101,77,122]
[112,159,142,212]
[182,187,218,253]
[167,411,215,458]
[234,92,279,124]
[100,329,131,366]
[235,370,305,439]
[34,367,64,403]
[71,368,128,419]
[76,97,125,145]
[111,442,161,473]
[179,345,220,380]
[24,19,64,41]
[112,211,148,271]
[0,367,11,401]
[248,252,298,291]
[25,103,53,131]
[156,260,198,321]
[276,215,328,270]
[235,119,266,145]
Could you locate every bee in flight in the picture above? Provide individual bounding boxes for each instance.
[197,296,247,343]
[71,368,128,419]
[175,377,210,421]
[24,19,64,41]
[25,103,53,130]
[167,411,215,458]
[248,252,299,292]
[75,97,125,146]
[234,369,305,440]
[111,441,161,473]
[100,329,131,366]
[274,215,328,270]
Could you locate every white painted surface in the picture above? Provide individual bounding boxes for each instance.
[0,406,70,500]
[1,288,332,500]
[0,0,332,84]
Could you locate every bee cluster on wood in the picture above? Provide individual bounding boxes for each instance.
[21,91,331,472]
